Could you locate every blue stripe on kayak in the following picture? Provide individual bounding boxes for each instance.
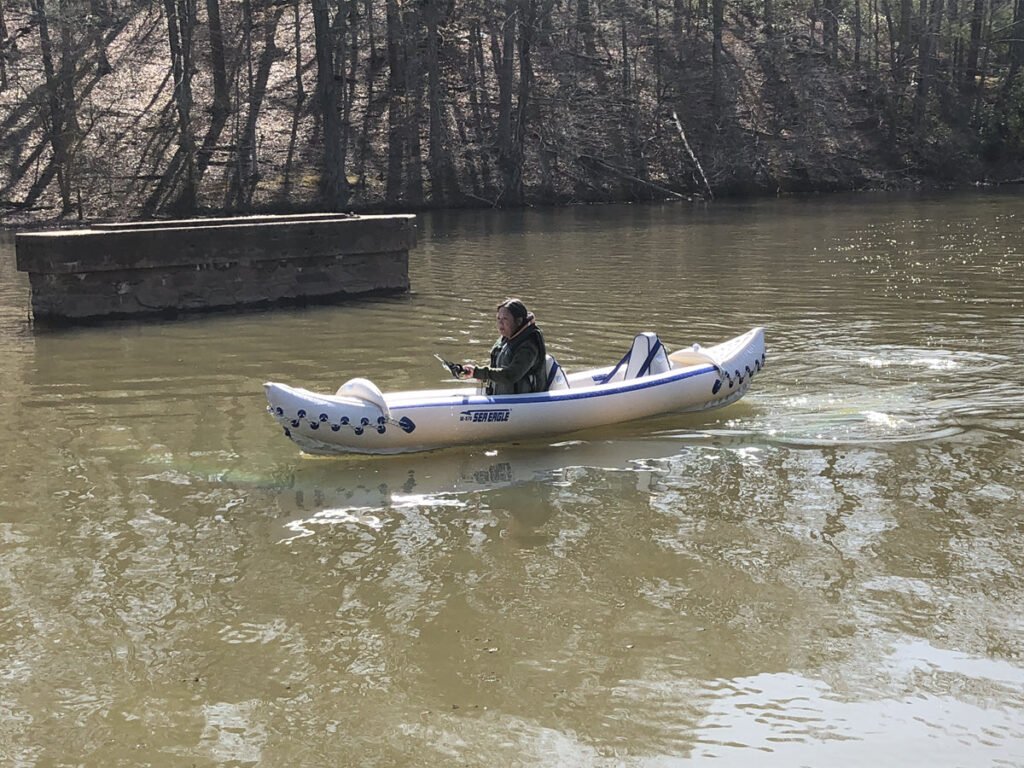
[388,363,720,412]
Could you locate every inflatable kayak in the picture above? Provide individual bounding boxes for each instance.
[265,327,766,455]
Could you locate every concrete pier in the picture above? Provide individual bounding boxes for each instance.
[15,213,415,322]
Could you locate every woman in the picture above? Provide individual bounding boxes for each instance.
[460,298,547,395]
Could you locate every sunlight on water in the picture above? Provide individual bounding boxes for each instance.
[859,354,960,370]
[280,508,385,543]
[692,666,1024,766]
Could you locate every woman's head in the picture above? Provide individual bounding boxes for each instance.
[495,298,530,339]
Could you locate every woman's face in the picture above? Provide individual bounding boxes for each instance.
[496,307,518,339]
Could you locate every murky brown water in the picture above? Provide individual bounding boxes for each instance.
[2,191,1024,765]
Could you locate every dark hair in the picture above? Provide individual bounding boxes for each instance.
[497,298,530,324]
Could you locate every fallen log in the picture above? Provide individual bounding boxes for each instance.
[671,111,714,200]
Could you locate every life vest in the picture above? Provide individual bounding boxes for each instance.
[488,323,547,395]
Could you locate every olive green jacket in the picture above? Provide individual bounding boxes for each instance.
[472,324,546,395]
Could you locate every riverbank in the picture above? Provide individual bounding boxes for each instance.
[1,3,1021,229]
[4,177,1021,234]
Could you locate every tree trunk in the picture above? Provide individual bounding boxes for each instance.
[312,0,348,208]
[337,0,352,196]
[206,0,230,122]
[403,3,424,205]
[468,20,493,196]
[824,0,841,61]
[0,0,8,90]
[971,0,992,120]
[425,0,458,203]
[712,0,724,119]
[854,0,862,66]
[58,0,79,214]
[293,0,305,102]
[510,0,536,205]
[87,0,111,74]
[578,0,596,56]
[1004,0,1023,92]
[897,0,914,83]
[538,0,556,44]
[229,4,285,208]
[385,0,404,201]
[620,5,630,100]
[913,0,944,128]
[620,1,645,195]
[881,0,899,78]
[654,1,663,99]
[963,0,984,89]
[493,0,517,202]
[872,0,880,71]
[163,0,197,213]
[195,0,232,190]
[346,0,358,176]
[947,0,961,86]
[355,0,375,188]
[34,0,73,214]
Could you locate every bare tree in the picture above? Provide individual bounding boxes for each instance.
[403,1,423,205]
[578,0,597,56]
[311,0,348,208]
[492,0,517,202]
[913,0,945,128]
[823,0,841,60]
[385,0,404,200]
[193,0,232,189]
[1005,0,1023,91]
[467,15,494,197]
[354,0,375,189]
[511,0,537,205]
[963,0,985,90]
[424,0,459,203]
[206,0,229,124]
[712,0,724,118]
[163,0,197,212]
[0,0,8,91]
[896,0,914,83]
[32,0,76,214]
[228,1,286,208]
[87,0,111,74]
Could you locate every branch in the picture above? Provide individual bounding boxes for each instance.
[576,154,686,200]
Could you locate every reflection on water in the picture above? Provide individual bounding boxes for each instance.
[2,192,1024,764]
[268,436,704,543]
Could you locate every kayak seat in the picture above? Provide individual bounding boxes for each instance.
[544,354,570,391]
[598,332,671,384]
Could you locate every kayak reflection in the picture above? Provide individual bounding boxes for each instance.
[271,432,718,541]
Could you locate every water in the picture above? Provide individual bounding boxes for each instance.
[2,191,1023,765]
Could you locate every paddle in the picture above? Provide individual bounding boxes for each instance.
[434,354,466,378]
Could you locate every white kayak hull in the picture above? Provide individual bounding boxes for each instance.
[265,327,766,455]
